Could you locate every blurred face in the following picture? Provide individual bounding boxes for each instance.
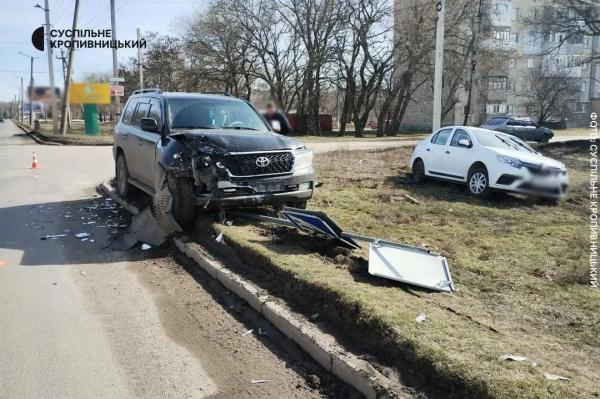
[266,104,276,116]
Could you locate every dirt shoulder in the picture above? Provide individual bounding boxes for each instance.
[192,142,596,398]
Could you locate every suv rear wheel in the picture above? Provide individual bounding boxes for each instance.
[115,153,131,197]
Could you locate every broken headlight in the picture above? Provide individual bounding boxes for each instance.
[293,147,313,170]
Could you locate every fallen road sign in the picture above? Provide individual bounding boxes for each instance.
[281,208,360,249]
[230,208,454,292]
[368,242,453,292]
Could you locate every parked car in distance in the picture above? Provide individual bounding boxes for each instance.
[480,116,554,142]
[409,126,568,199]
[113,89,315,227]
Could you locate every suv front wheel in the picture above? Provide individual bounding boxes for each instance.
[167,175,196,228]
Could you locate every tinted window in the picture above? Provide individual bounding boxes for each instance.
[431,128,452,145]
[133,103,150,127]
[121,100,137,125]
[450,129,471,147]
[148,99,163,130]
[484,117,507,126]
[166,98,268,132]
[506,120,519,126]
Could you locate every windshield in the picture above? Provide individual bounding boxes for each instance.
[167,98,268,131]
[472,129,538,154]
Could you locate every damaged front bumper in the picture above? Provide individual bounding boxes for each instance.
[194,168,314,208]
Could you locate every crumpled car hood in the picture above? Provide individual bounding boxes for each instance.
[172,129,304,153]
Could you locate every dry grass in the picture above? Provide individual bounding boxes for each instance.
[202,141,596,398]
[36,120,114,145]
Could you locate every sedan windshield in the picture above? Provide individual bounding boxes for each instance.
[167,98,268,132]
[472,129,537,154]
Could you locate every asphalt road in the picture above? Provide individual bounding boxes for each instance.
[0,120,331,399]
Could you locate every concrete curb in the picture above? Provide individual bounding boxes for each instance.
[173,236,402,399]
[12,120,62,146]
[99,180,140,215]
[98,181,404,398]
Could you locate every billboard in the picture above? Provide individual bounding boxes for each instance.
[70,83,111,104]
[28,86,60,103]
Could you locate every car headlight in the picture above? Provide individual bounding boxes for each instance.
[293,148,313,169]
[496,155,522,169]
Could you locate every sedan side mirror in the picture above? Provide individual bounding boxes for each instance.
[140,117,159,132]
[458,138,472,148]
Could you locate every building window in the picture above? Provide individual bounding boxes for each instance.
[528,58,534,68]
[487,76,509,90]
[493,27,512,43]
[573,102,587,113]
[486,102,507,114]
[569,34,583,45]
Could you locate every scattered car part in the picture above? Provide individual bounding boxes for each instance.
[231,208,454,292]
[110,208,172,250]
[368,242,453,292]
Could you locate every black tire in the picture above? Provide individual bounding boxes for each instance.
[467,165,492,199]
[412,158,427,183]
[115,153,132,198]
[167,175,196,228]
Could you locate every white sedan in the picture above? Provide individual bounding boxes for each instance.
[409,126,568,199]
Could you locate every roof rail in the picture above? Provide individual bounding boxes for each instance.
[202,91,232,97]
[132,88,162,95]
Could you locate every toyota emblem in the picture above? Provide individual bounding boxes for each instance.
[255,156,270,167]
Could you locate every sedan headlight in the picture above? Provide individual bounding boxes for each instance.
[496,155,522,169]
[293,147,313,169]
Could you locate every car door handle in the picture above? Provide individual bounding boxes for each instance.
[426,148,430,152]
[445,151,450,154]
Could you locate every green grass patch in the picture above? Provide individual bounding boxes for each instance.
[196,141,596,398]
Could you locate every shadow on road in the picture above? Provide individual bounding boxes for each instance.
[0,195,162,266]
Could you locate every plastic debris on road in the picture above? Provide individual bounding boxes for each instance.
[141,243,151,250]
[241,329,253,337]
[41,234,67,240]
[251,380,268,384]
[75,233,90,239]
[415,313,427,323]
[215,232,224,243]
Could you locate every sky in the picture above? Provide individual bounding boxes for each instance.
[0,0,207,101]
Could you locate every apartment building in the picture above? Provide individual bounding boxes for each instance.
[397,0,598,130]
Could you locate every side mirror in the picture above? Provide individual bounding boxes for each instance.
[140,117,159,132]
[458,138,471,148]
[270,119,281,132]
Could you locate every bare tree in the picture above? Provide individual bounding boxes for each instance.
[278,0,349,134]
[334,0,395,137]
[229,0,304,111]
[184,0,256,99]
[520,61,581,123]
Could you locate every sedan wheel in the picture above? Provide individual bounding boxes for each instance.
[116,153,131,198]
[467,167,492,199]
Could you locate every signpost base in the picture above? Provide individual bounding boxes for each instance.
[83,104,99,136]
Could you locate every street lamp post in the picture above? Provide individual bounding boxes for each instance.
[18,52,37,126]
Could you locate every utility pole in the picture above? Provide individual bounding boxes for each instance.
[464,0,482,126]
[59,0,79,135]
[36,1,58,134]
[110,0,120,118]
[432,0,445,132]
[19,52,37,126]
[13,74,23,122]
[137,28,143,90]
[56,48,71,129]
[20,77,23,123]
